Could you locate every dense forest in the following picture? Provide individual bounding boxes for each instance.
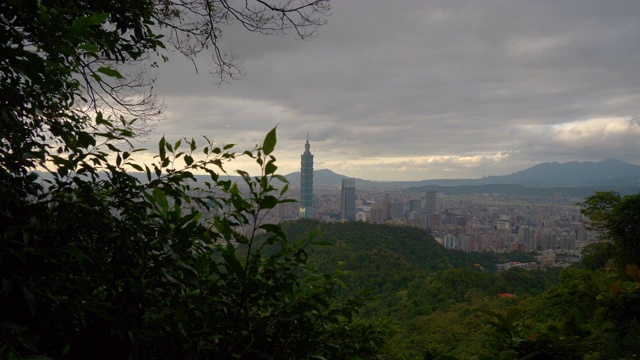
[275,217,640,359]
[275,220,561,358]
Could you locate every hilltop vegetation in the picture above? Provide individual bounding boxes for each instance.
[275,220,562,358]
[271,215,639,359]
[282,219,538,272]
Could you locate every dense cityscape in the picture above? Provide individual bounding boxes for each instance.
[264,138,592,263]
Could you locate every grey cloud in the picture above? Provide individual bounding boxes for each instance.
[145,0,640,180]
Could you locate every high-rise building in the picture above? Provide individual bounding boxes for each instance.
[299,134,314,218]
[382,193,392,221]
[276,202,287,221]
[443,234,456,249]
[409,199,422,212]
[391,202,404,219]
[340,178,356,221]
[425,191,437,214]
[518,225,532,250]
[370,205,384,224]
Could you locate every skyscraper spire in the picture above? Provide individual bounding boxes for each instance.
[304,132,310,153]
[300,134,314,219]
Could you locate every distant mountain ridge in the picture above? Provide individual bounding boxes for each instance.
[474,158,640,187]
[43,159,638,194]
[284,169,379,187]
[284,159,640,193]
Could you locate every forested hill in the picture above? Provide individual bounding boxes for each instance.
[278,220,563,359]
[279,220,538,293]
[282,219,532,271]
[282,219,452,270]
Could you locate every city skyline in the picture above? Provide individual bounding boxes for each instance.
[144,1,640,181]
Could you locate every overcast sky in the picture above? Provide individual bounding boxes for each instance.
[145,0,640,181]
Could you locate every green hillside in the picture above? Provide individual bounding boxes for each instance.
[282,219,534,271]
[284,219,455,271]
[275,214,640,359]
[281,219,546,293]
[278,220,564,359]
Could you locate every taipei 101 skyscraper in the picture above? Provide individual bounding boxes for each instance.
[299,134,314,219]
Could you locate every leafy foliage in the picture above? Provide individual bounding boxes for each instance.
[277,220,563,359]
[579,191,640,269]
[580,241,615,270]
[1,0,390,358]
[471,191,640,359]
[0,127,389,358]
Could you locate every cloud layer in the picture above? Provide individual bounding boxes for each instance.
[147,0,640,181]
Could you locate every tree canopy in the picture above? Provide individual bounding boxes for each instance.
[1,1,393,358]
[579,191,640,270]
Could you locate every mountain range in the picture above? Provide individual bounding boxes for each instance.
[46,159,638,195]
[284,158,640,194]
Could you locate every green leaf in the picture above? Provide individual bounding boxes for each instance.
[259,195,278,209]
[70,13,109,34]
[311,241,333,247]
[259,223,287,240]
[265,161,277,175]
[216,217,232,240]
[97,66,124,79]
[145,165,152,181]
[77,131,96,148]
[106,144,120,152]
[153,187,169,211]
[95,112,108,126]
[130,163,143,171]
[273,174,288,183]
[58,166,68,177]
[77,12,109,27]
[79,43,100,53]
[262,127,277,155]
[222,246,245,278]
[159,136,166,161]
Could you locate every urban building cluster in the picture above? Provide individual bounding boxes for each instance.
[266,138,598,256]
[279,184,593,254]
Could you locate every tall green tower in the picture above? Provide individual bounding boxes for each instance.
[300,134,314,218]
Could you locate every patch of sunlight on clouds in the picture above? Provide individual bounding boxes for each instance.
[409,153,512,168]
[324,152,517,180]
[552,117,640,142]
[518,117,640,149]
